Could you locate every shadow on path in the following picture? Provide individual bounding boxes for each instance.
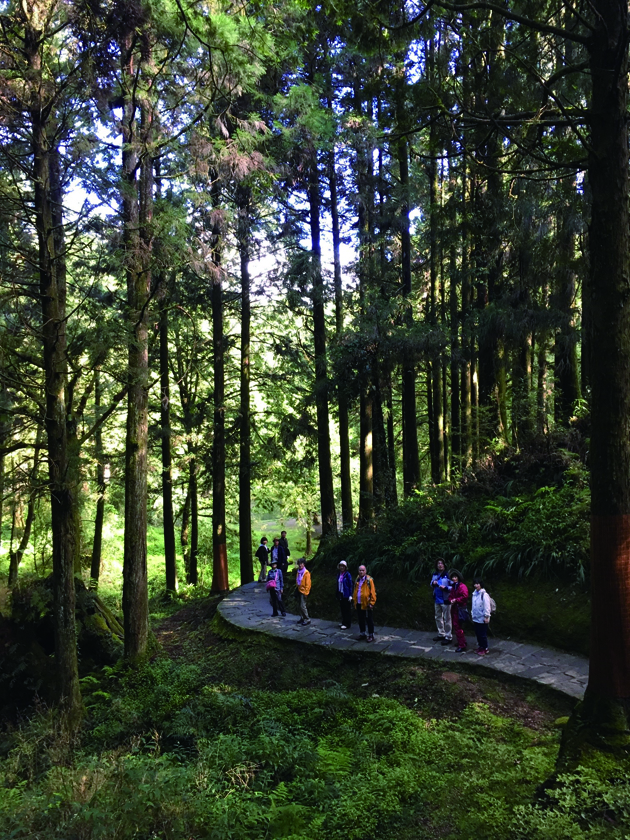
[218,582,588,700]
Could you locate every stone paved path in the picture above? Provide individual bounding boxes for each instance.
[218,582,589,700]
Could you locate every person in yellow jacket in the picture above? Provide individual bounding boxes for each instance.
[353,565,376,642]
[296,557,312,626]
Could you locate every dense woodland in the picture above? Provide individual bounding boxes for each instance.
[1,0,630,802]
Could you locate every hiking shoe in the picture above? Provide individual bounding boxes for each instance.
[433,635,444,642]
[367,635,374,643]
[441,638,452,646]
[455,646,467,653]
[476,648,488,656]
[340,625,348,630]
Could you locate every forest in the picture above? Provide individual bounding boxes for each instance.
[1,0,630,836]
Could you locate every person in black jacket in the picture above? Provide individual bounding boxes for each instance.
[255,537,270,582]
[271,537,289,580]
[336,560,353,629]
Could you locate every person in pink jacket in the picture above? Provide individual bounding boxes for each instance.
[448,569,469,653]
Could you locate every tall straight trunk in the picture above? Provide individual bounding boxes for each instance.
[460,164,473,468]
[561,0,630,762]
[8,437,41,587]
[0,451,4,547]
[181,486,192,583]
[329,149,353,529]
[554,180,581,425]
[190,458,199,584]
[385,371,398,505]
[399,132,420,495]
[428,151,445,482]
[29,53,81,721]
[160,302,178,594]
[90,369,106,588]
[358,387,374,526]
[211,192,229,593]
[237,186,254,584]
[122,41,150,659]
[308,157,337,538]
[372,358,394,511]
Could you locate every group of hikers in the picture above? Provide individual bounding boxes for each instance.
[255,535,493,651]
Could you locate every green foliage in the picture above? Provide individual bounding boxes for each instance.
[0,666,568,840]
[317,455,590,586]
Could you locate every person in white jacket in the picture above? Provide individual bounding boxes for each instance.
[471,578,491,656]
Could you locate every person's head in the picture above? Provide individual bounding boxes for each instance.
[298,557,306,568]
[473,577,483,590]
[273,537,280,545]
[261,537,268,545]
[281,530,287,538]
[338,560,348,571]
[358,564,367,577]
[449,568,463,584]
[435,558,446,573]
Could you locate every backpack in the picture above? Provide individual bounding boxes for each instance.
[488,595,497,613]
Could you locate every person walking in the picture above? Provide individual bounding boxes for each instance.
[431,558,452,645]
[353,564,376,642]
[255,537,270,583]
[336,560,353,629]
[296,557,311,625]
[266,558,286,617]
[471,578,492,655]
[448,569,469,653]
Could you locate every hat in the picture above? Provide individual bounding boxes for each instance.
[338,560,348,567]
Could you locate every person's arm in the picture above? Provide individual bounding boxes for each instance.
[369,578,377,608]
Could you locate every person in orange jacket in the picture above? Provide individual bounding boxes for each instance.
[296,557,312,626]
[353,565,377,642]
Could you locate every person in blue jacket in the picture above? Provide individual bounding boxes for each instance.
[336,560,353,629]
[431,558,452,645]
[266,558,286,617]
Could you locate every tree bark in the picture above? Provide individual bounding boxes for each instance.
[121,37,150,659]
[211,189,229,593]
[308,156,338,539]
[329,148,353,529]
[237,185,254,584]
[30,71,82,722]
[160,301,178,594]
[8,437,41,587]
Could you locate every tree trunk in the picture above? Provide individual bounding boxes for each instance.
[237,185,254,584]
[211,188,229,593]
[308,157,337,539]
[90,369,106,588]
[160,301,178,594]
[329,148,353,529]
[181,487,191,583]
[358,386,374,527]
[30,73,81,723]
[122,44,150,660]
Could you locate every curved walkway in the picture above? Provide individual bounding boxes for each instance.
[218,582,588,700]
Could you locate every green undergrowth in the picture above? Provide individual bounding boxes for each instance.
[1,620,626,840]
[310,449,590,655]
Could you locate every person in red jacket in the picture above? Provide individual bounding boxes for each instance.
[448,569,469,653]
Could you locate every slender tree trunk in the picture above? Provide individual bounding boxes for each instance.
[429,149,445,483]
[308,157,337,538]
[90,369,106,588]
[181,487,191,582]
[399,132,420,495]
[329,148,353,529]
[237,186,254,584]
[160,302,178,594]
[211,191,229,592]
[190,458,199,584]
[122,45,150,659]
